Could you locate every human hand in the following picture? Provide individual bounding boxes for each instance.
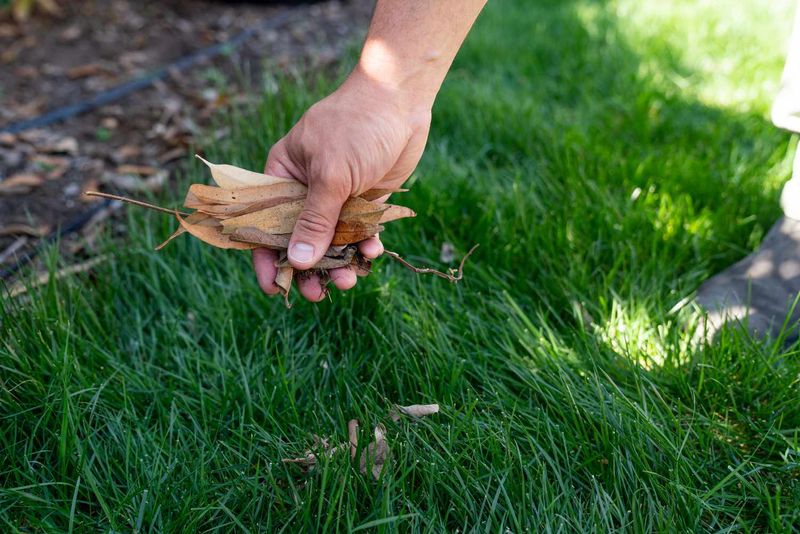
[253,68,432,302]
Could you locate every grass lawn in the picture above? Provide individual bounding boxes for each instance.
[3,0,800,531]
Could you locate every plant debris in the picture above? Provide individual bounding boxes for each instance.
[85,156,477,306]
[282,401,442,480]
[390,403,440,422]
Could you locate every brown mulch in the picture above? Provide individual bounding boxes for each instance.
[0,0,373,277]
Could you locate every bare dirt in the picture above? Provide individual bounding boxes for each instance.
[0,0,373,276]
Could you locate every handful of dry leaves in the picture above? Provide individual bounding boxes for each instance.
[87,156,476,306]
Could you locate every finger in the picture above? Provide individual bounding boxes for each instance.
[252,248,280,295]
[288,178,347,270]
[297,273,327,302]
[329,266,357,291]
[358,236,384,259]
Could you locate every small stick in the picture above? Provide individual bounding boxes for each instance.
[8,254,109,298]
[83,191,189,216]
[383,244,479,282]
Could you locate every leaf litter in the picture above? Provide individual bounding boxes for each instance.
[282,402,440,480]
[85,155,478,306]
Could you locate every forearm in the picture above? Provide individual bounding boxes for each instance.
[351,0,487,110]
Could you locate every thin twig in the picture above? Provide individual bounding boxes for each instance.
[83,191,189,216]
[8,254,110,298]
[383,244,479,282]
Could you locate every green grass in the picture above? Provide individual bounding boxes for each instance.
[3,0,800,531]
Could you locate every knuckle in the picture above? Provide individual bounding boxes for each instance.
[295,209,333,236]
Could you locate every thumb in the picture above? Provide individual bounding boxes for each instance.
[288,179,346,270]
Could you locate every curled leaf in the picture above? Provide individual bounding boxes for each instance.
[391,404,440,422]
[359,425,389,480]
[275,266,294,308]
[196,155,295,189]
[379,205,416,224]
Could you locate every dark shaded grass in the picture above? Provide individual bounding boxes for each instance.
[2,0,800,531]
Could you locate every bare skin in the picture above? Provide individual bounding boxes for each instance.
[253,0,487,301]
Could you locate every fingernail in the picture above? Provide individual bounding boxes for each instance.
[289,242,314,263]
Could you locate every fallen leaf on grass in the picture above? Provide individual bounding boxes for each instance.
[359,424,389,480]
[390,404,440,422]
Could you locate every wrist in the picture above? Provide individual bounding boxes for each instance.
[342,64,434,125]
[351,42,443,113]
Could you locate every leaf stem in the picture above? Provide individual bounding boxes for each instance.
[83,191,189,216]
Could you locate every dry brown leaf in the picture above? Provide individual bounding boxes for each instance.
[220,199,304,235]
[0,222,51,237]
[379,205,416,224]
[348,419,359,460]
[228,227,290,249]
[176,212,256,250]
[155,226,187,251]
[0,173,44,194]
[331,221,383,246]
[112,144,142,162]
[275,266,294,308]
[195,155,294,189]
[360,425,389,480]
[185,182,307,207]
[67,63,112,80]
[390,404,440,422]
[116,164,159,176]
